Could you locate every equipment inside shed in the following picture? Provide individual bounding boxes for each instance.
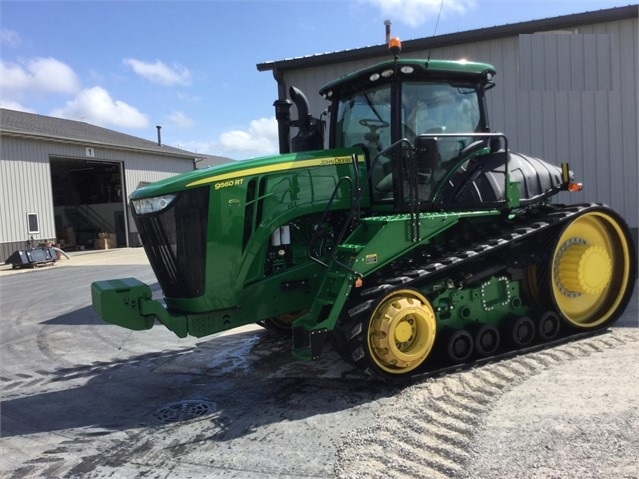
[49,158,126,250]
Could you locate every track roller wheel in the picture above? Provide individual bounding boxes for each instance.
[360,288,437,377]
[474,324,500,356]
[548,209,635,329]
[537,311,560,341]
[447,329,474,363]
[509,316,536,348]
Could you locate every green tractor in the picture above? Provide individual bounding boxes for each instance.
[92,43,636,381]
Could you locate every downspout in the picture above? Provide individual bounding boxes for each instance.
[272,65,288,101]
[272,66,292,154]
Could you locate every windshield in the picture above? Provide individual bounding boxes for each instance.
[334,81,482,203]
[335,82,480,149]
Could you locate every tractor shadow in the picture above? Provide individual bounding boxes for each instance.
[1,325,397,440]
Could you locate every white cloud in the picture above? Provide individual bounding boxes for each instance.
[217,117,279,159]
[0,57,80,94]
[123,58,192,86]
[50,86,148,129]
[363,0,475,28]
[0,28,21,46]
[168,110,195,129]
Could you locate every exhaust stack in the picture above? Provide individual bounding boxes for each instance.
[289,86,323,153]
[274,99,293,154]
[384,19,391,45]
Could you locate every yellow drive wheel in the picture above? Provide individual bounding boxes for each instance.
[366,289,437,375]
[550,210,633,328]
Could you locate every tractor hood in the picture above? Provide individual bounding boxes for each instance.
[129,147,366,314]
[130,149,363,200]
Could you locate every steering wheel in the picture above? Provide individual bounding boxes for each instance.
[359,118,389,151]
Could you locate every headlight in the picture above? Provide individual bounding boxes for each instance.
[131,194,177,215]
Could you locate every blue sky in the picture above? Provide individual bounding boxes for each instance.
[1,0,624,159]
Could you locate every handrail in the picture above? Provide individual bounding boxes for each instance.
[66,204,114,233]
[309,133,509,274]
[329,140,412,275]
[79,204,114,232]
[423,132,510,207]
[307,174,355,268]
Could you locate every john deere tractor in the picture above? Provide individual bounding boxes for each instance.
[92,41,636,380]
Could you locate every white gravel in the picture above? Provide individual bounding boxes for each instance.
[466,334,638,479]
[335,326,639,479]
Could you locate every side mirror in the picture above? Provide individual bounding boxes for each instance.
[413,136,440,170]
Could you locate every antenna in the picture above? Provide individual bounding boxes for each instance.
[427,0,445,62]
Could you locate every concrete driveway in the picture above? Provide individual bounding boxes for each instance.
[1,248,636,478]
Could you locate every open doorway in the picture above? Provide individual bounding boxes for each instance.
[50,158,127,251]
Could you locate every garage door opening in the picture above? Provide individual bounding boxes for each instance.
[50,158,127,251]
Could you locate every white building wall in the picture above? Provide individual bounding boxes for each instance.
[0,135,193,256]
[1,137,58,244]
[280,17,638,232]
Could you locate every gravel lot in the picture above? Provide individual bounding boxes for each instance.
[1,248,637,478]
[335,329,638,479]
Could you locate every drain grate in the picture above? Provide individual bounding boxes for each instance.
[151,400,216,424]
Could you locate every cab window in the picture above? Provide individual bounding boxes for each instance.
[403,83,480,135]
[334,84,391,154]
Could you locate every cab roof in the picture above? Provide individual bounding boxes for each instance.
[319,59,496,97]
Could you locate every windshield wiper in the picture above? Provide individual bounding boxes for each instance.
[362,92,385,124]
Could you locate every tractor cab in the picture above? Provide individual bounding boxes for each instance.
[318,57,570,212]
[320,58,497,210]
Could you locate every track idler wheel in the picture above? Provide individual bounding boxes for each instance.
[509,316,536,348]
[547,209,636,329]
[363,288,437,376]
[474,324,500,356]
[447,329,474,363]
[537,311,560,341]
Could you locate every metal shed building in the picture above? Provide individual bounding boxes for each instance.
[0,108,204,261]
[258,5,638,244]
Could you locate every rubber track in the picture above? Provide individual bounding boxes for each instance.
[336,202,622,382]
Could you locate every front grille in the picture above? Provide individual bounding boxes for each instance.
[133,186,209,298]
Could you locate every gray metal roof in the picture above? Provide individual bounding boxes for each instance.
[0,108,198,159]
[257,5,638,72]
